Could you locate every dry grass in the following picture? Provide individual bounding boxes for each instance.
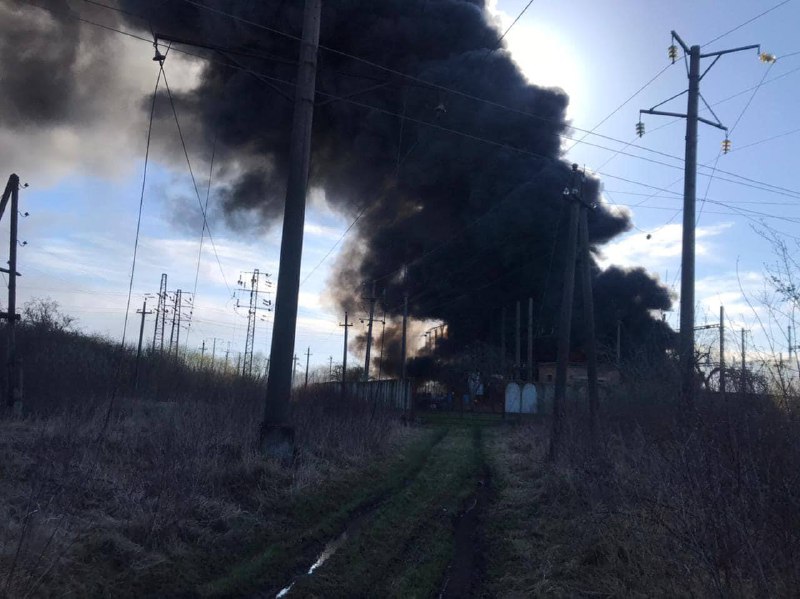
[484,390,800,598]
[0,392,407,598]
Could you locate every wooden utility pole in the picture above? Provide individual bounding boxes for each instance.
[527,297,533,381]
[0,175,21,413]
[261,0,322,457]
[134,299,153,391]
[579,208,599,442]
[639,31,760,412]
[719,306,726,394]
[304,346,311,388]
[340,311,352,398]
[551,167,582,462]
[362,281,377,381]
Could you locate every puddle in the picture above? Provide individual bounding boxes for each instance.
[274,529,350,597]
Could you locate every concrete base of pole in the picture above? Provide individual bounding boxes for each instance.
[259,424,295,463]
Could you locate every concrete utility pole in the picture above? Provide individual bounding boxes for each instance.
[169,289,183,356]
[401,289,408,381]
[224,341,230,374]
[551,165,599,460]
[362,280,377,382]
[340,311,353,398]
[527,297,533,381]
[579,207,600,442]
[515,300,521,379]
[741,328,746,393]
[292,354,300,389]
[134,299,153,391]
[639,32,760,411]
[304,346,311,388]
[0,174,22,413]
[377,314,386,380]
[500,305,506,377]
[328,355,333,381]
[551,167,582,462]
[719,306,726,394]
[261,0,322,457]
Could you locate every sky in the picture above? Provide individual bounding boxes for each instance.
[2,0,800,377]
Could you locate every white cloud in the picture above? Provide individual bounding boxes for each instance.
[598,221,733,273]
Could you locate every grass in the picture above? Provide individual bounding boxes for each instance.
[481,392,800,598]
[0,393,415,598]
[202,425,446,597]
[294,426,485,598]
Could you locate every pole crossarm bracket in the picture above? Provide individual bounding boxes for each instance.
[640,109,727,131]
[700,44,760,60]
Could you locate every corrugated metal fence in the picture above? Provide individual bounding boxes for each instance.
[315,379,411,410]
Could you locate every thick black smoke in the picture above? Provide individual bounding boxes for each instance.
[9,0,674,367]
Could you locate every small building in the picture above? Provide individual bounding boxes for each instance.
[537,362,620,386]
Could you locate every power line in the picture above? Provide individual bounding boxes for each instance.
[492,0,536,49]
[566,62,674,153]
[121,66,163,345]
[702,0,794,48]
[160,64,233,296]
[66,3,800,199]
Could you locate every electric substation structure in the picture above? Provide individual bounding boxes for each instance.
[0,174,24,414]
[637,31,764,412]
[235,269,273,377]
[550,164,600,462]
[152,273,168,353]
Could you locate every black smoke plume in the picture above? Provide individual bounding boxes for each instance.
[8,0,674,369]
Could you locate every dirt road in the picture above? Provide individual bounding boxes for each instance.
[207,416,501,598]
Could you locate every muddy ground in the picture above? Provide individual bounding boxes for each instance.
[206,412,530,599]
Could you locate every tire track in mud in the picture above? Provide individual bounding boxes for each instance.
[289,427,482,598]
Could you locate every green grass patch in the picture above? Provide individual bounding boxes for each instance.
[295,426,485,598]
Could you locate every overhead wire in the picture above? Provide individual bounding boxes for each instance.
[60,1,800,330]
[64,1,800,200]
[702,0,794,48]
[698,61,775,223]
[121,63,163,346]
[160,64,233,296]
